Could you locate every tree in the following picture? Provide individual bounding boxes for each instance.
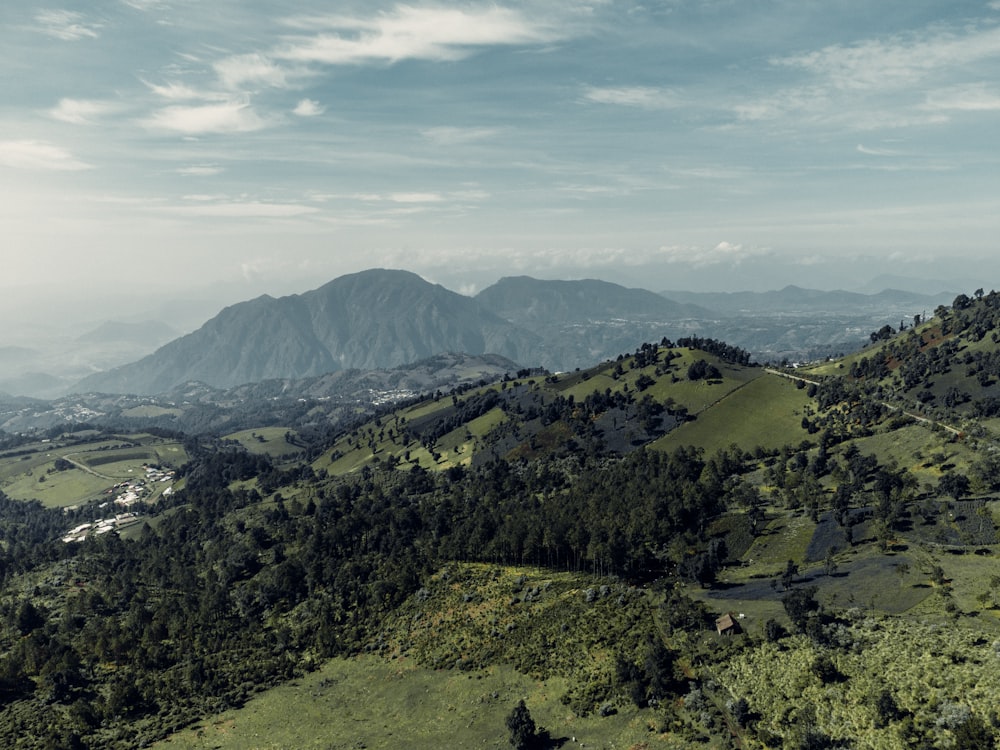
[939,472,970,501]
[643,636,677,701]
[873,689,903,728]
[781,559,798,590]
[16,600,45,636]
[782,585,820,632]
[764,618,785,643]
[953,713,994,749]
[506,700,540,750]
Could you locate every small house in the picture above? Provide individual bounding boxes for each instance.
[715,612,741,636]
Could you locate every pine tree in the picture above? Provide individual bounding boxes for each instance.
[505,699,539,750]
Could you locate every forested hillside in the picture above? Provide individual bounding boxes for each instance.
[1,294,1000,748]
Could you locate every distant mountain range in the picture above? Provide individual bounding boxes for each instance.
[71,269,958,396]
[74,270,540,394]
[662,284,952,316]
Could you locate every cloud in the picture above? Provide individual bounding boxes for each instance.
[33,10,100,41]
[582,85,679,109]
[924,83,1000,111]
[293,98,325,117]
[421,126,499,144]
[381,245,653,274]
[856,144,901,157]
[214,53,289,91]
[141,101,272,134]
[732,17,1000,132]
[0,140,92,171]
[166,201,319,218]
[275,5,559,66]
[659,241,770,268]
[176,165,224,176]
[121,0,169,10]
[388,192,444,203]
[143,80,228,102]
[48,98,119,124]
[773,24,1000,92]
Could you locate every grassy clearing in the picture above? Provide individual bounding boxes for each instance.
[2,467,111,508]
[155,562,712,750]
[653,373,813,454]
[745,513,817,567]
[224,428,303,458]
[848,423,974,486]
[152,655,676,750]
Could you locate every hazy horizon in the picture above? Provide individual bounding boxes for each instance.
[3,1,999,335]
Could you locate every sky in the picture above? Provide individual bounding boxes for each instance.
[3,0,1000,329]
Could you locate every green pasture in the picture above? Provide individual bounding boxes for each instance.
[1,467,111,508]
[0,436,186,508]
[153,655,676,750]
[318,404,509,475]
[556,371,619,401]
[224,428,303,458]
[156,562,709,749]
[653,373,813,454]
[847,423,972,485]
[0,440,118,481]
[743,512,817,568]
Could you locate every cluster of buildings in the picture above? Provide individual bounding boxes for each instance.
[103,465,175,508]
[60,464,176,543]
[61,514,141,543]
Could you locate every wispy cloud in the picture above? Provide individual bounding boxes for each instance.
[857,144,901,157]
[388,192,444,203]
[33,10,101,41]
[732,18,1000,132]
[142,80,228,102]
[421,126,499,145]
[275,5,559,66]
[48,98,120,124]
[121,0,169,10]
[774,24,1000,92]
[924,83,1000,111]
[166,200,319,218]
[293,98,324,117]
[214,53,289,91]
[176,165,224,176]
[0,140,92,171]
[141,101,273,134]
[582,85,679,109]
[659,241,771,268]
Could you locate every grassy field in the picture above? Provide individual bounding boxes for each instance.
[152,655,679,750]
[653,373,813,454]
[3,469,111,509]
[224,428,304,458]
[0,435,186,508]
[154,561,718,749]
[847,422,974,487]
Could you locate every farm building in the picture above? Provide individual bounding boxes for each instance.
[715,612,742,636]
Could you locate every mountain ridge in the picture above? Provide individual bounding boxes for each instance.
[71,268,958,397]
[73,269,540,395]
